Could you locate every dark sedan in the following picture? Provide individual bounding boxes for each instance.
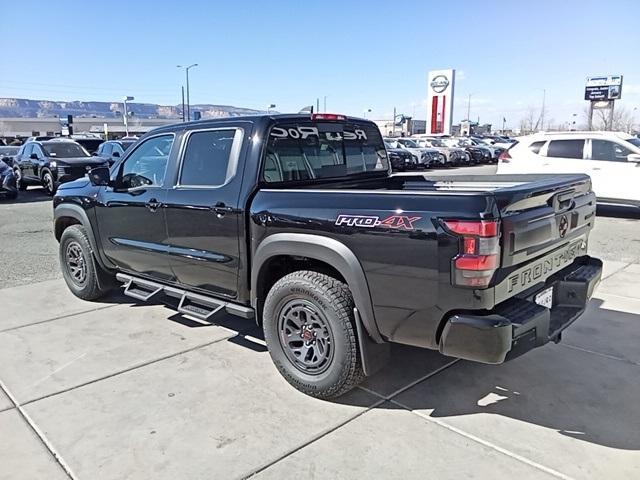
[0,160,18,199]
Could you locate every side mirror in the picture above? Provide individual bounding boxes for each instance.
[30,153,38,159]
[627,153,640,163]
[88,166,111,186]
[112,151,120,158]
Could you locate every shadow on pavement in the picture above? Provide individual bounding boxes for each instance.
[1,187,51,204]
[102,287,640,452]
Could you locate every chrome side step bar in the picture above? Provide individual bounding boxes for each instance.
[116,273,254,320]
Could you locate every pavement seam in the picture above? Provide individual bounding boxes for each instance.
[0,304,118,334]
[599,262,630,281]
[240,397,388,479]
[390,397,575,480]
[594,291,640,302]
[358,361,574,480]
[19,329,249,407]
[0,378,76,480]
[561,343,640,367]
[242,361,461,479]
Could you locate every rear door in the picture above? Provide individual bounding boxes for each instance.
[164,126,247,298]
[542,139,586,176]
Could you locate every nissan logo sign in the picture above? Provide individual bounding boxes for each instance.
[430,75,449,93]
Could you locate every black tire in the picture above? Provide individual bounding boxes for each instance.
[59,225,110,300]
[42,169,57,196]
[263,271,364,399]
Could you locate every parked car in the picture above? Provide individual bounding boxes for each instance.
[53,113,602,399]
[446,137,492,164]
[95,139,138,166]
[13,139,109,195]
[391,137,445,168]
[25,136,55,143]
[413,136,466,166]
[497,131,640,208]
[383,140,418,171]
[70,134,104,154]
[0,159,18,199]
[0,145,20,167]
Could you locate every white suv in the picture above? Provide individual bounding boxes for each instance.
[497,131,640,208]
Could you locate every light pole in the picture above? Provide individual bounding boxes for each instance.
[123,96,134,137]
[177,64,198,121]
[466,93,474,121]
[363,108,372,119]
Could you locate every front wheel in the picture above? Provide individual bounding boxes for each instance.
[59,225,111,300]
[42,170,58,196]
[263,271,364,399]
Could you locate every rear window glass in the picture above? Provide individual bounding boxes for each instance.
[546,140,584,159]
[263,122,388,182]
[529,141,545,154]
[180,129,239,186]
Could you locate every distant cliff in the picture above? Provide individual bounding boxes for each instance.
[0,98,264,119]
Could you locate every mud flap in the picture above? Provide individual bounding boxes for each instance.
[354,308,390,376]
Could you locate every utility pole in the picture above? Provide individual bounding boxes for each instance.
[587,102,594,131]
[177,64,198,121]
[466,93,472,120]
[323,96,327,112]
[392,106,396,137]
[123,96,134,137]
[181,86,185,122]
[607,101,615,131]
[316,98,320,113]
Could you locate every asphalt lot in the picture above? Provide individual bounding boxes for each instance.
[1,175,639,479]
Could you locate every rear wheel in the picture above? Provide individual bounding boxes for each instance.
[14,169,27,191]
[59,225,110,300]
[263,271,364,399]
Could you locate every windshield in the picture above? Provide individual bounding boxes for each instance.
[625,138,640,149]
[425,138,445,147]
[0,146,19,156]
[263,121,388,182]
[42,142,90,158]
[399,139,418,148]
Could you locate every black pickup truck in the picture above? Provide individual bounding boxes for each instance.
[53,113,602,398]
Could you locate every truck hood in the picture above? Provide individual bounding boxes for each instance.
[53,157,107,166]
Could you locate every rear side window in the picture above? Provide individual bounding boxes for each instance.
[179,129,240,187]
[529,141,545,154]
[263,122,388,182]
[546,140,584,159]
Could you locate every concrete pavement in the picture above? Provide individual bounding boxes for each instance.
[1,259,639,479]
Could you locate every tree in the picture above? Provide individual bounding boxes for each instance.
[519,106,538,134]
[583,104,635,131]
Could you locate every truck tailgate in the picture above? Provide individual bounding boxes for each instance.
[491,174,596,268]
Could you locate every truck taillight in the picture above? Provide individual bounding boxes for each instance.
[443,219,500,288]
[498,150,511,163]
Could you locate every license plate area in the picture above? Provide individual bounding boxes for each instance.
[535,286,554,309]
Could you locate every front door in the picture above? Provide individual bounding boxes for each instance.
[164,127,246,298]
[94,133,176,281]
[586,139,638,202]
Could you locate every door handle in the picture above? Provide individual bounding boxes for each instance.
[212,202,233,217]
[145,198,162,212]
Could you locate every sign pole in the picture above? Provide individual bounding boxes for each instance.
[607,101,615,131]
[587,101,594,131]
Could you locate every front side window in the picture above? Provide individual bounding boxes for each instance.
[101,144,113,156]
[591,140,631,162]
[263,122,388,183]
[546,140,584,159]
[179,129,239,187]
[118,134,173,189]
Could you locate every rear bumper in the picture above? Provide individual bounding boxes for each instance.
[438,256,602,364]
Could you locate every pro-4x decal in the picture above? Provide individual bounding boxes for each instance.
[335,214,421,230]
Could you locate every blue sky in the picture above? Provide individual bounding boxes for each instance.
[2,0,639,128]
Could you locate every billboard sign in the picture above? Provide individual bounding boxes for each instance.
[427,69,455,135]
[584,75,623,101]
